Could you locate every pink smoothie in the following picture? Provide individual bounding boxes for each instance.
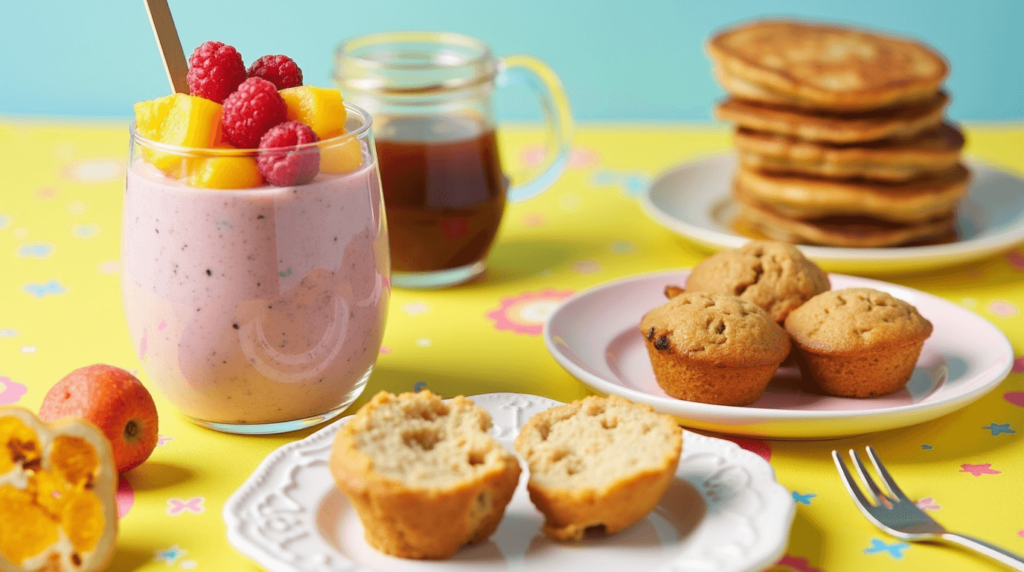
[121,159,389,426]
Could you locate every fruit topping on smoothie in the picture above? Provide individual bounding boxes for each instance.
[186,41,248,103]
[188,150,264,190]
[134,42,362,189]
[258,121,321,186]
[133,93,222,174]
[248,54,304,89]
[279,86,347,138]
[320,134,364,174]
[221,77,288,149]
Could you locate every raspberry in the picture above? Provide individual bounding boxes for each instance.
[186,41,248,103]
[221,78,287,149]
[257,121,320,186]
[248,55,303,90]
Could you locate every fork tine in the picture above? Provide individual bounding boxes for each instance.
[831,450,873,509]
[866,446,909,501]
[848,449,892,505]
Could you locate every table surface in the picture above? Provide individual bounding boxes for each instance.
[1,119,1023,572]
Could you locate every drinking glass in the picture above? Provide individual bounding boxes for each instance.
[335,31,573,288]
[121,104,389,434]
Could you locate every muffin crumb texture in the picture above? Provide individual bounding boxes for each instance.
[345,392,510,487]
[515,395,682,541]
[784,287,933,354]
[329,391,521,559]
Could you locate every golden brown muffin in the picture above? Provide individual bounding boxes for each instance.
[639,292,790,405]
[707,20,948,111]
[514,395,682,541]
[329,391,521,559]
[682,240,829,323]
[784,288,933,397]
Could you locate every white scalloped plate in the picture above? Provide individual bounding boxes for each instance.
[640,154,1024,274]
[224,393,794,572]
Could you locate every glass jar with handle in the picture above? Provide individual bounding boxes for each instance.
[335,31,573,289]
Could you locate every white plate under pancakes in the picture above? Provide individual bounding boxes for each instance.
[544,271,1014,439]
[223,393,795,572]
[640,154,1024,274]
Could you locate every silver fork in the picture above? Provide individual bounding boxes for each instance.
[833,446,1024,570]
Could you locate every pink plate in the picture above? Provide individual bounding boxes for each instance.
[544,271,1014,439]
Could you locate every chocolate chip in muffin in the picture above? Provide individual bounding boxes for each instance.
[638,291,790,406]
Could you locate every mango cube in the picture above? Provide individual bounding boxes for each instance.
[279,87,347,138]
[320,130,364,174]
[134,94,223,175]
[188,154,264,190]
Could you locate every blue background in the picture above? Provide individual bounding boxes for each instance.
[2,0,1022,122]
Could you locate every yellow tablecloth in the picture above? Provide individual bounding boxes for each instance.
[1,119,1023,572]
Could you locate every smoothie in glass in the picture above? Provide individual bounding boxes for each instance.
[122,104,389,433]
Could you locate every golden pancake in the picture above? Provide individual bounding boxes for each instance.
[712,66,934,111]
[734,164,969,224]
[712,65,941,112]
[734,123,965,181]
[707,20,948,111]
[716,93,948,144]
[734,198,956,247]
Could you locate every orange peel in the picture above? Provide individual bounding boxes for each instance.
[0,407,117,572]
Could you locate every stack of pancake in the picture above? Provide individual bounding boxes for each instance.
[707,21,969,247]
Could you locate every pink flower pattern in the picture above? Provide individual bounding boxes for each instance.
[487,289,575,336]
[519,144,599,170]
[770,554,823,572]
[0,376,27,404]
[988,300,1019,318]
[570,259,602,275]
[1004,392,1024,408]
[117,475,134,518]
[1006,249,1024,271]
[723,436,772,462]
[167,497,205,516]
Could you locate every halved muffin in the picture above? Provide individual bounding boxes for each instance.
[329,391,521,559]
[514,395,682,541]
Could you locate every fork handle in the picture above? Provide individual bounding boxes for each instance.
[941,533,1024,570]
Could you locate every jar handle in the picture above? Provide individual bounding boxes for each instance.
[497,55,574,202]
